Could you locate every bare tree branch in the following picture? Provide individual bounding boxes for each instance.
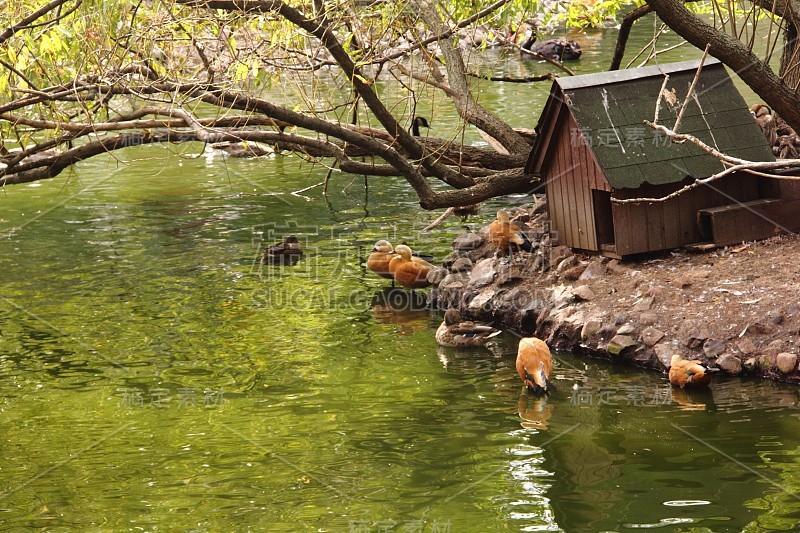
[0,0,82,45]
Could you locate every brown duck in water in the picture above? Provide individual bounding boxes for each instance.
[367,240,396,282]
[388,244,433,289]
[435,309,501,348]
[516,337,556,395]
[668,354,714,389]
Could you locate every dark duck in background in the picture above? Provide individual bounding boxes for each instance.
[520,27,582,61]
[410,116,430,136]
[262,235,303,265]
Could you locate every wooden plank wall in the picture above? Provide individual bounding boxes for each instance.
[545,113,608,251]
[611,172,760,255]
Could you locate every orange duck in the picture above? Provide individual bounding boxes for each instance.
[388,244,433,289]
[669,354,714,389]
[367,240,396,282]
[516,337,556,395]
[488,209,533,258]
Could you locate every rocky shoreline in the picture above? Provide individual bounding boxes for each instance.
[427,201,800,385]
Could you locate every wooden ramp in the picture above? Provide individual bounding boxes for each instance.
[698,198,800,246]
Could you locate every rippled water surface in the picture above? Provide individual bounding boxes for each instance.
[2,16,799,532]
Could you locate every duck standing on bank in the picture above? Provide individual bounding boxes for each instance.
[516,337,556,395]
[669,354,715,389]
[435,309,502,347]
[488,209,534,259]
[388,244,433,289]
[262,235,303,265]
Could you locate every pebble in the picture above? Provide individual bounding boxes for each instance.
[450,257,473,273]
[468,258,496,289]
[762,339,784,357]
[677,320,710,349]
[744,322,774,335]
[672,275,692,288]
[646,286,663,298]
[776,353,797,374]
[632,297,654,312]
[556,256,579,273]
[606,259,628,274]
[759,353,777,371]
[767,310,784,325]
[607,335,638,356]
[737,337,757,355]
[427,266,447,285]
[578,259,607,281]
[573,285,595,301]
[639,312,658,326]
[653,343,678,369]
[468,288,496,312]
[703,338,726,358]
[549,246,573,269]
[717,354,742,375]
[641,327,664,347]
[453,232,483,251]
[581,318,603,340]
[617,323,636,336]
[562,264,588,280]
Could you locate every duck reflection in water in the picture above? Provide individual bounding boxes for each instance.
[518,393,554,430]
[671,387,717,413]
[369,288,429,329]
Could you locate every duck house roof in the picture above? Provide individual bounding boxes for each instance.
[525,58,775,189]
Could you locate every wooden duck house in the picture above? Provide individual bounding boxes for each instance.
[525,58,795,257]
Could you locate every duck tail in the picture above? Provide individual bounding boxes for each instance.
[519,233,534,253]
[511,231,534,253]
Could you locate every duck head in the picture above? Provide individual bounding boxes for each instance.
[750,103,772,118]
[372,239,394,253]
[443,308,463,326]
[411,116,430,136]
[394,244,414,260]
[496,209,511,224]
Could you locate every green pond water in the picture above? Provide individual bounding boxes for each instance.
[2,15,800,532]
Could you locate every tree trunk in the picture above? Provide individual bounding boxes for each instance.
[780,20,800,92]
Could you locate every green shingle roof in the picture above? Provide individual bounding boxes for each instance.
[531,58,775,189]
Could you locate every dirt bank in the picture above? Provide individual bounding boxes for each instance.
[428,202,800,384]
